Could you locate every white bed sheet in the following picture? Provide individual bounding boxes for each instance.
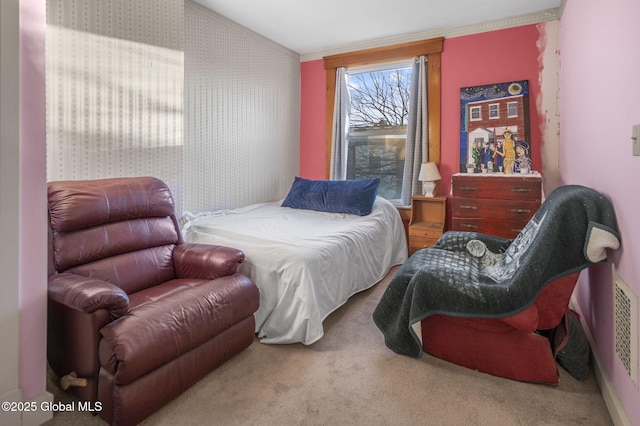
[182,196,407,345]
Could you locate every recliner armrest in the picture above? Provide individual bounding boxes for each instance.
[48,273,130,320]
[173,243,245,279]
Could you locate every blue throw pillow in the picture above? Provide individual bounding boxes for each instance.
[282,177,380,216]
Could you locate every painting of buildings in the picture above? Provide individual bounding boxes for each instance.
[460,80,532,174]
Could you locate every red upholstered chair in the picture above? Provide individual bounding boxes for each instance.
[47,177,259,425]
[421,272,580,384]
[374,185,620,384]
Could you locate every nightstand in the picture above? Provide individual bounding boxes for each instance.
[408,195,447,255]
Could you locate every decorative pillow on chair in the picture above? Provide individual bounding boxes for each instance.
[282,177,380,216]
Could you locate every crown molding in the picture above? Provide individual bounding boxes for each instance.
[300,7,562,62]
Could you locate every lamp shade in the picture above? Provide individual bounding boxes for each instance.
[418,162,441,182]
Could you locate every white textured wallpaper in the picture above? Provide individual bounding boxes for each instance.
[46,0,184,214]
[46,1,300,217]
[184,1,300,213]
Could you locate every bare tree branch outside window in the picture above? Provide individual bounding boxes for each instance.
[345,66,412,201]
[348,68,412,129]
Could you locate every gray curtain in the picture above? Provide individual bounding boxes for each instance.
[401,56,428,206]
[330,67,350,180]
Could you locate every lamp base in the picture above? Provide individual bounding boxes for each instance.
[422,181,436,197]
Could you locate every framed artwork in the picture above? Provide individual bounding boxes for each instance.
[459,80,532,174]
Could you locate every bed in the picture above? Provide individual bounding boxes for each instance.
[182,196,407,345]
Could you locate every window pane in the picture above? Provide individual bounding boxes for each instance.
[346,132,406,200]
[346,64,412,202]
[470,106,481,121]
[347,66,412,129]
[489,103,499,119]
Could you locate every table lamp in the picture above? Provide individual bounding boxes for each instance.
[418,162,441,197]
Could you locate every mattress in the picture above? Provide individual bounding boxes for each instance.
[182,196,408,344]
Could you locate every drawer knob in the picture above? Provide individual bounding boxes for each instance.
[461,224,478,229]
[460,205,477,210]
[460,186,478,191]
[510,208,531,214]
[511,188,532,193]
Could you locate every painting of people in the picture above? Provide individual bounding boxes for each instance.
[459,80,532,174]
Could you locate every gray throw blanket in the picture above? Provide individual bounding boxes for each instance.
[373,185,621,358]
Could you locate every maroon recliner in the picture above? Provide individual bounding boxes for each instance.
[47,176,259,425]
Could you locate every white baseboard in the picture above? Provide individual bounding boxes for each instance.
[570,296,631,426]
[21,391,53,426]
[0,389,23,426]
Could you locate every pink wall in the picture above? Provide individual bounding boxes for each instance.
[19,0,48,399]
[440,25,544,225]
[560,0,640,423]
[300,59,327,179]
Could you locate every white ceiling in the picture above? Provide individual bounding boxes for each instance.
[193,0,564,58]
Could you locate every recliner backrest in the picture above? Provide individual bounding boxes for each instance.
[48,177,182,294]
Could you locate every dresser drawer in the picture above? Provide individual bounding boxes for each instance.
[409,235,440,252]
[409,224,443,239]
[452,218,528,239]
[450,173,542,239]
[451,197,539,221]
[451,175,542,201]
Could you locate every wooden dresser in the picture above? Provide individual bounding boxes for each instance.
[408,195,447,255]
[451,173,542,239]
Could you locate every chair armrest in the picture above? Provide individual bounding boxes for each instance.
[48,273,130,320]
[173,243,245,280]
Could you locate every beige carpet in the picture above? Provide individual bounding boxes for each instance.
[45,266,613,425]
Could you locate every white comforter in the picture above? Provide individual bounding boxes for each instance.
[182,197,407,344]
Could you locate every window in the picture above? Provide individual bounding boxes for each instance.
[345,64,412,200]
[489,103,500,119]
[507,101,519,118]
[470,106,482,121]
[323,37,443,205]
